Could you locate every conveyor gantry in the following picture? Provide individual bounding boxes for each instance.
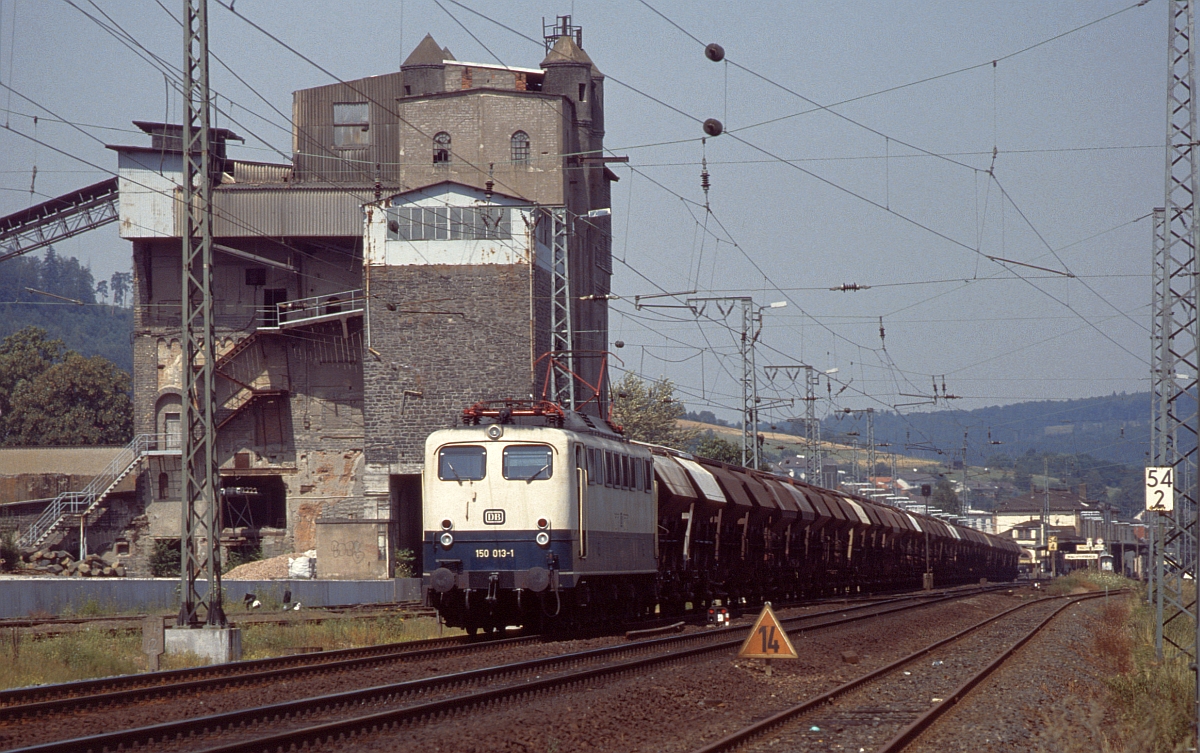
[0,178,119,263]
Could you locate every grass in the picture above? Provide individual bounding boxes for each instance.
[1038,568,1193,752]
[239,613,455,660]
[0,627,145,688]
[0,613,456,690]
[1100,589,1195,752]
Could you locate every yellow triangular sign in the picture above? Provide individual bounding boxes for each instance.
[737,603,798,660]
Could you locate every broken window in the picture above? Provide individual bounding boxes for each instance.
[333,102,369,147]
[433,131,451,165]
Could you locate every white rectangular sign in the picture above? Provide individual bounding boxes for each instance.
[1146,466,1175,512]
[1064,553,1099,560]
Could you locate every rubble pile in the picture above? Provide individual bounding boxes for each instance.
[19,550,126,577]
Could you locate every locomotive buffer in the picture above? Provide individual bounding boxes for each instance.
[738,602,798,676]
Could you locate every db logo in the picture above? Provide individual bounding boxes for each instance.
[483,509,506,525]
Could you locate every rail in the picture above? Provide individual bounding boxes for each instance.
[5,586,1010,752]
[688,589,1118,753]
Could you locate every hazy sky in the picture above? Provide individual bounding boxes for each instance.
[0,1,1164,424]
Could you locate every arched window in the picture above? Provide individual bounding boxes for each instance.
[433,132,451,165]
[511,131,530,164]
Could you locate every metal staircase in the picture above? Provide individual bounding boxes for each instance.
[210,289,363,430]
[214,333,290,430]
[19,433,178,549]
[262,289,364,333]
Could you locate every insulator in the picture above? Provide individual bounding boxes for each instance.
[705,43,725,62]
[701,169,710,192]
[703,118,723,137]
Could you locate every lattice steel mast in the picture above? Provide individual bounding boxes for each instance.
[178,0,224,628]
[545,208,574,410]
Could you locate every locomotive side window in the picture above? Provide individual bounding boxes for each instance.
[633,457,643,491]
[587,447,602,485]
[438,445,486,481]
[503,444,553,481]
[622,455,631,489]
[644,458,654,493]
[605,451,615,488]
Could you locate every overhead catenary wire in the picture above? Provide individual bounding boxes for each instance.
[0,4,1142,441]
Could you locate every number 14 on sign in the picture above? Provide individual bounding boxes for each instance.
[1146,467,1174,512]
[737,603,798,677]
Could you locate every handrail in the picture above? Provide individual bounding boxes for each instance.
[18,433,176,549]
[260,288,364,329]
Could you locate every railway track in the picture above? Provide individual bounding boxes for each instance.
[0,630,533,717]
[4,583,1014,752]
[688,589,1119,753]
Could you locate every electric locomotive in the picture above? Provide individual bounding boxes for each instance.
[423,400,1022,633]
[424,400,657,633]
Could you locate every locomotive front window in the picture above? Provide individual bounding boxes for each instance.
[503,445,553,481]
[438,445,487,481]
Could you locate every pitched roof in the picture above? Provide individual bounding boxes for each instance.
[995,489,1094,515]
[403,34,446,67]
[541,35,598,72]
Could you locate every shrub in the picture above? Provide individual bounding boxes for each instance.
[0,530,20,573]
[394,549,415,578]
[223,544,263,574]
[149,538,181,578]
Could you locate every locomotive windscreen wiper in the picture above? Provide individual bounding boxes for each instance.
[524,464,549,482]
[445,462,464,482]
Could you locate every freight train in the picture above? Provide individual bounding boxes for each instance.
[423,401,1020,634]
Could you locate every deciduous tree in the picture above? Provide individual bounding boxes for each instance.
[931,478,961,515]
[693,433,742,465]
[610,373,695,449]
[0,327,132,446]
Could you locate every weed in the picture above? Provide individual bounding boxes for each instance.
[0,530,20,573]
[223,545,263,575]
[0,628,143,689]
[1092,600,1133,674]
[0,613,456,690]
[149,538,181,578]
[1100,595,1194,751]
[393,549,415,578]
[62,598,114,618]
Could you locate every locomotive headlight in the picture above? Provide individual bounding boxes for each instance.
[537,518,550,530]
[535,531,551,547]
[439,532,454,548]
[441,519,453,530]
[486,424,503,440]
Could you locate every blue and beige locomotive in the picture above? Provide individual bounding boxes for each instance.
[424,400,658,633]
[424,400,1021,633]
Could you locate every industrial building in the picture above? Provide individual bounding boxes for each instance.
[2,21,615,579]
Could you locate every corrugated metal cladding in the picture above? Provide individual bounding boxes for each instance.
[176,187,381,237]
[292,72,407,185]
[228,161,291,184]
